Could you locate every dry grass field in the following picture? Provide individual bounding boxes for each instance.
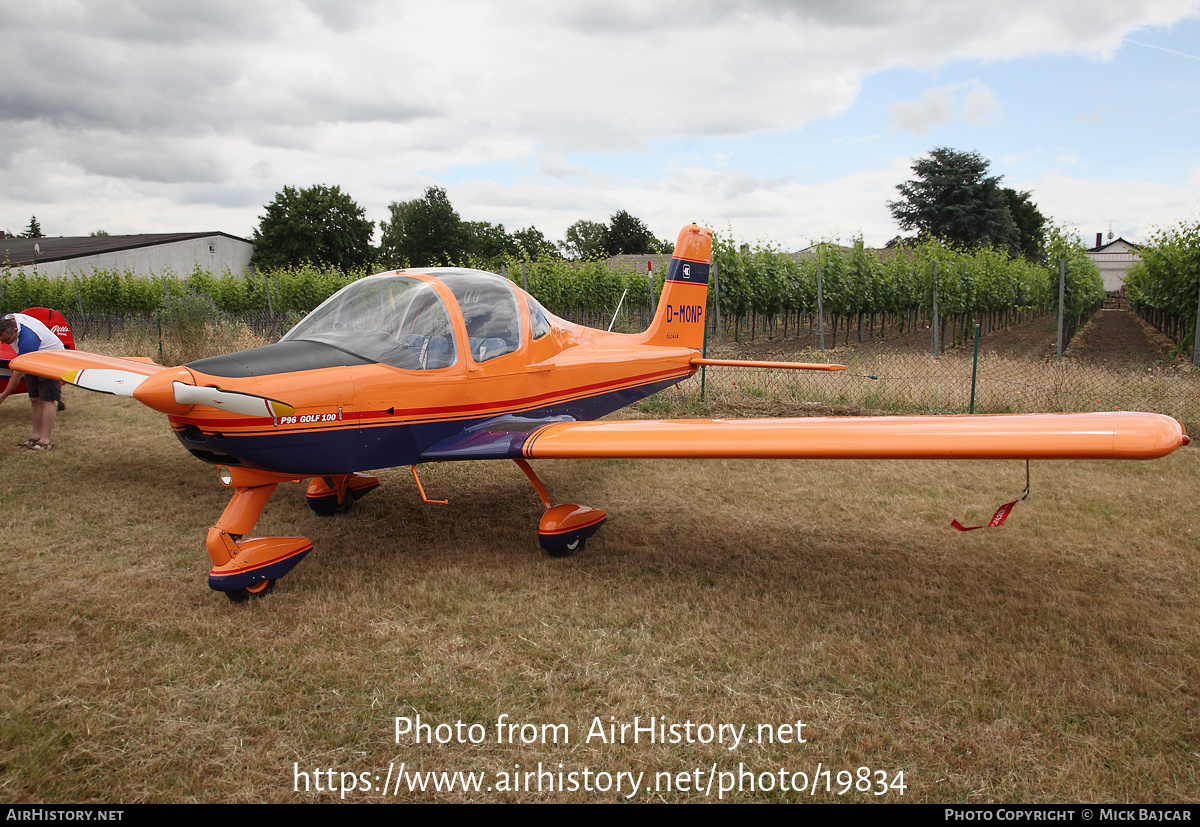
[1,375,1198,802]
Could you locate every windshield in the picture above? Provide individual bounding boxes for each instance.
[282,275,458,370]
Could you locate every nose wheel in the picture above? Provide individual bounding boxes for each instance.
[225,578,276,603]
[205,467,324,600]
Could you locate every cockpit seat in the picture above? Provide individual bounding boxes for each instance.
[424,336,454,369]
[472,337,510,362]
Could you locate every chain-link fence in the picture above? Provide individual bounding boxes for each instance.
[62,307,1200,432]
[64,309,294,365]
[687,353,1199,429]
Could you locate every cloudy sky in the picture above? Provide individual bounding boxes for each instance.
[3,0,1199,251]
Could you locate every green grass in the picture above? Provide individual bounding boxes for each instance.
[1,351,1198,803]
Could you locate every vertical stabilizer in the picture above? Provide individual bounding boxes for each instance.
[639,224,712,349]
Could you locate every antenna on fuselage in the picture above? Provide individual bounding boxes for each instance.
[608,288,629,332]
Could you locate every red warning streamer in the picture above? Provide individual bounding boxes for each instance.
[951,461,1030,532]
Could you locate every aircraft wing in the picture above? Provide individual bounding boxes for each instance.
[508,412,1188,461]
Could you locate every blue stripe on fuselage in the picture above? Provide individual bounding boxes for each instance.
[172,374,689,475]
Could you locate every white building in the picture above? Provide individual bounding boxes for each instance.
[0,232,253,278]
[1086,235,1141,293]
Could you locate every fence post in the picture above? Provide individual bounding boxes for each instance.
[71,275,84,315]
[713,261,721,346]
[647,263,656,316]
[816,257,825,351]
[1193,280,1200,367]
[970,322,980,413]
[932,262,939,356]
[1057,258,1065,361]
[264,271,274,318]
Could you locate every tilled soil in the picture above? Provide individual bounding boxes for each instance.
[707,309,1185,369]
[1064,309,1180,370]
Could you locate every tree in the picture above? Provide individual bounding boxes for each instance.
[888,148,1020,255]
[251,185,374,271]
[1000,188,1047,263]
[463,221,521,266]
[602,210,659,256]
[23,216,43,238]
[559,211,666,259]
[379,186,468,267]
[512,226,560,261]
[89,230,109,237]
[560,219,607,259]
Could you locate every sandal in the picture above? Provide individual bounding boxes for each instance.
[28,442,54,451]
[16,438,37,448]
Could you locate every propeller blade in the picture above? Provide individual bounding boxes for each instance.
[62,368,150,396]
[172,382,296,418]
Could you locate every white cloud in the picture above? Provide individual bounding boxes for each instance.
[962,84,1003,127]
[1,0,1198,240]
[888,81,1003,135]
[1022,172,1200,242]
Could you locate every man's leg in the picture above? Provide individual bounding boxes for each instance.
[30,377,60,447]
[30,398,49,443]
[38,399,56,445]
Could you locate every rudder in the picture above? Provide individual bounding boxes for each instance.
[640,224,711,349]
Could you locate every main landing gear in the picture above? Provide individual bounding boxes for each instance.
[513,459,606,557]
[206,461,595,601]
[206,466,379,602]
[305,473,381,516]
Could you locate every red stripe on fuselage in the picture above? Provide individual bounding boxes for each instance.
[172,365,695,434]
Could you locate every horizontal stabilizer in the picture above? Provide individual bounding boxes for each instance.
[691,358,847,371]
[521,412,1188,462]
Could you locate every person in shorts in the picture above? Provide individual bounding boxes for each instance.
[0,313,65,451]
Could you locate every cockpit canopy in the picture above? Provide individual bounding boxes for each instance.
[281,269,528,370]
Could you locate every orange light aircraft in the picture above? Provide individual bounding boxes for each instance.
[11,225,1189,601]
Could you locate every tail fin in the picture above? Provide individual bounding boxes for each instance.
[639,224,711,349]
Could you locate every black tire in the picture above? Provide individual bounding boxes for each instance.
[311,494,354,518]
[547,537,585,559]
[225,579,276,603]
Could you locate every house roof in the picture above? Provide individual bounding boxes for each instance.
[1089,237,1141,253]
[0,232,250,267]
[602,253,675,272]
